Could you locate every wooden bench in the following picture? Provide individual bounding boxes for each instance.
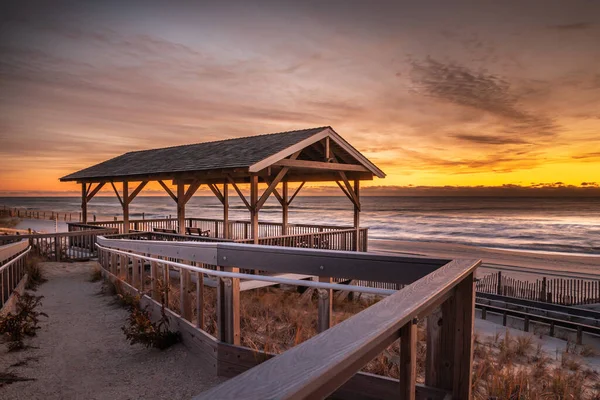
[153,228,178,234]
[185,227,211,237]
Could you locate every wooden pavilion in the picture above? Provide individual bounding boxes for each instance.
[60,127,385,248]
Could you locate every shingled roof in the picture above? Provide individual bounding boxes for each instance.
[60,126,384,182]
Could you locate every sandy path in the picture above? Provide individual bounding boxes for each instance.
[0,261,222,400]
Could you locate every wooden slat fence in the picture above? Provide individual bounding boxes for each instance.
[1,205,80,222]
[0,239,30,309]
[476,271,600,306]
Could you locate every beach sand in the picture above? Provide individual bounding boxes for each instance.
[370,239,600,280]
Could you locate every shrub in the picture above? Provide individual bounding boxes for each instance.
[89,268,102,282]
[121,296,180,350]
[25,257,47,291]
[0,292,48,351]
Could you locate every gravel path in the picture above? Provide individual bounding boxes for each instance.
[0,261,222,399]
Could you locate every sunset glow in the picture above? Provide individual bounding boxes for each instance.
[1,1,599,196]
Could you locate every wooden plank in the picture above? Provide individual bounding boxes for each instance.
[250,175,258,244]
[158,180,178,203]
[127,181,148,204]
[227,176,251,211]
[318,276,332,333]
[183,180,202,204]
[288,181,305,205]
[194,259,480,400]
[180,266,193,321]
[110,181,124,206]
[273,158,369,172]
[256,167,288,211]
[86,182,106,202]
[400,321,417,400]
[217,267,240,345]
[208,183,225,204]
[452,272,475,400]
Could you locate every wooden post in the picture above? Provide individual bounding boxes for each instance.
[81,183,87,224]
[452,273,475,400]
[317,276,332,333]
[541,277,547,302]
[177,182,185,235]
[282,181,289,235]
[250,175,259,244]
[180,265,192,321]
[353,179,360,251]
[223,183,229,239]
[150,259,159,301]
[400,320,417,400]
[196,270,204,329]
[496,271,502,295]
[217,266,240,345]
[122,182,129,233]
[425,307,442,386]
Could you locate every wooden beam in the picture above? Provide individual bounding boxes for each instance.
[110,181,124,206]
[335,180,352,202]
[324,137,330,160]
[400,321,417,400]
[122,182,129,233]
[158,180,177,203]
[282,182,288,235]
[288,181,305,205]
[452,273,475,400]
[250,175,259,244]
[177,183,186,234]
[227,176,251,211]
[81,183,87,223]
[127,181,148,205]
[256,167,289,211]
[223,183,229,239]
[354,179,360,251]
[339,172,360,210]
[86,182,106,202]
[183,180,201,204]
[208,183,225,204]
[85,182,92,198]
[273,159,369,172]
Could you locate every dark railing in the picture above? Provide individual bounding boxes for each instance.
[81,218,368,252]
[477,271,600,306]
[0,239,30,309]
[0,226,118,261]
[96,236,479,399]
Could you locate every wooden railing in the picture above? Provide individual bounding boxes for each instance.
[1,206,80,222]
[477,271,600,306]
[81,218,368,251]
[96,236,480,399]
[235,227,368,252]
[1,240,30,310]
[0,226,118,261]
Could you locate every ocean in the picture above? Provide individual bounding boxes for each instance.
[2,196,599,255]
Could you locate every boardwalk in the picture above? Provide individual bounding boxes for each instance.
[0,262,221,400]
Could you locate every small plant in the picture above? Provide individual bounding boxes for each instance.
[121,297,180,350]
[0,292,48,351]
[89,268,102,282]
[579,344,598,357]
[25,257,47,291]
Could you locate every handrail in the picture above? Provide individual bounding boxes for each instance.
[96,243,395,296]
[0,246,31,273]
[194,258,480,400]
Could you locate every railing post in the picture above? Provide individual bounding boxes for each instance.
[180,265,193,321]
[217,266,240,345]
[452,272,475,400]
[400,319,417,400]
[55,235,60,261]
[496,271,502,295]
[196,270,204,329]
[150,258,159,301]
[317,276,332,332]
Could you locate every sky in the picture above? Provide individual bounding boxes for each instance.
[1,0,599,197]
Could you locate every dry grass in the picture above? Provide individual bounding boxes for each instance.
[131,271,600,399]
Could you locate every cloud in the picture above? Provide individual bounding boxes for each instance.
[548,22,593,31]
[452,134,529,145]
[409,58,557,138]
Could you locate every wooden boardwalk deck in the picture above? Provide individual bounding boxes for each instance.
[0,261,222,400]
